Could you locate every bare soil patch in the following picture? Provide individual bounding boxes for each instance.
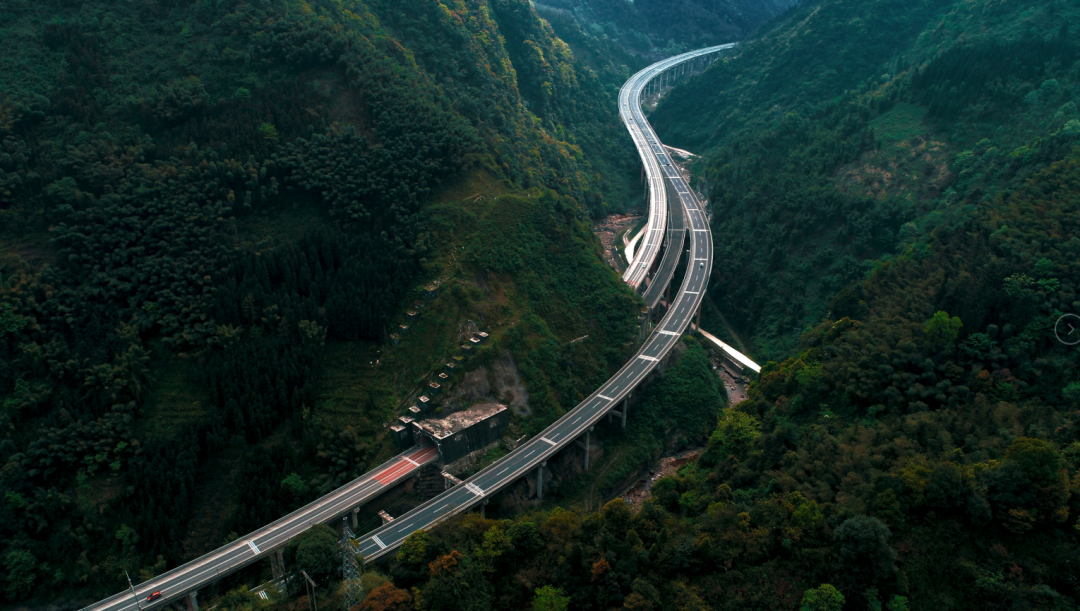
[592,213,641,272]
[621,448,703,511]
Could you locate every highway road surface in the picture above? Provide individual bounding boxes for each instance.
[81,445,438,611]
[620,44,735,294]
[82,43,732,611]
[641,175,685,309]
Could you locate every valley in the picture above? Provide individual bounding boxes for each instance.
[2,0,1080,610]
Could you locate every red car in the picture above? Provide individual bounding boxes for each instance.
[146,592,162,603]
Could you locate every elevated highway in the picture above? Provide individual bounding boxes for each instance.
[620,44,735,306]
[355,45,730,562]
[82,44,731,611]
[82,445,439,611]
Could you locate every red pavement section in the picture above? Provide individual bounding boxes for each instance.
[373,445,439,485]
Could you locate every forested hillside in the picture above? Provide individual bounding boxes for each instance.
[535,0,800,60]
[0,0,644,603]
[327,2,1080,611]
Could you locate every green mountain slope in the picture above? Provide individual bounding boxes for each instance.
[364,2,1080,611]
[0,0,643,603]
[535,0,800,58]
[651,0,1079,358]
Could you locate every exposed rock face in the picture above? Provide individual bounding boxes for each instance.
[492,350,530,416]
[458,319,480,343]
[458,367,492,403]
[438,350,528,417]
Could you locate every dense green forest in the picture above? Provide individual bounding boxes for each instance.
[6,0,1080,608]
[310,2,1080,611]
[0,0,646,603]
[534,0,800,60]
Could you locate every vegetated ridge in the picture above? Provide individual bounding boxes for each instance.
[534,0,801,61]
[0,0,646,603]
[335,3,1080,611]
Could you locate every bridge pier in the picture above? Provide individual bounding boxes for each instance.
[270,547,285,582]
[575,426,594,470]
[185,591,198,611]
[609,398,629,429]
[537,461,547,500]
[378,510,394,525]
[351,507,359,530]
[607,393,632,428]
[480,499,488,519]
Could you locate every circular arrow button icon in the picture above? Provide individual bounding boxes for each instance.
[1055,314,1080,346]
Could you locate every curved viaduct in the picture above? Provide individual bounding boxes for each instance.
[81,44,732,611]
[354,43,732,562]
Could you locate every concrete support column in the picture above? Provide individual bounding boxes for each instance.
[537,461,547,500]
[697,303,702,329]
[584,427,591,470]
[621,398,629,429]
[271,548,285,581]
[575,426,594,470]
[378,510,394,525]
[480,500,488,519]
[351,507,359,530]
[185,591,198,611]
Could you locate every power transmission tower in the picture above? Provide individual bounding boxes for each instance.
[341,517,364,611]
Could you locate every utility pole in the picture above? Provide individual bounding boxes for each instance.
[125,571,143,611]
[301,570,318,611]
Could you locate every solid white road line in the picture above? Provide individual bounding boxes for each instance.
[373,535,387,550]
[639,355,658,361]
[541,437,557,446]
[247,541,260,554]
[403,456,420,467]
[598,394,614,400]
